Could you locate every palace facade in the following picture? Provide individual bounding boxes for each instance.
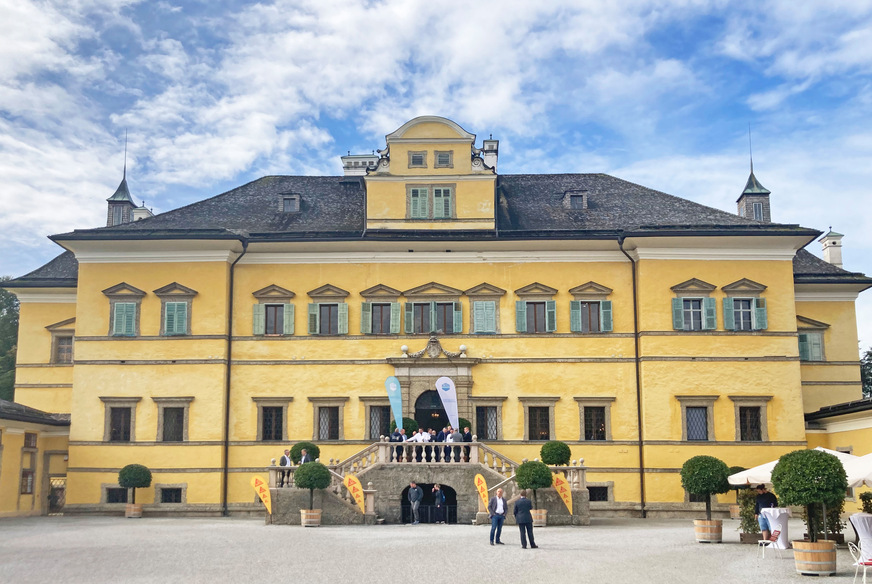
[3,116,870,517]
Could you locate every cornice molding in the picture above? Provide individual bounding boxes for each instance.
[75,250,237,264]
[14,292,77,304]
[795,291,860,302]
[631,248,797,261]
[238,250,628,265]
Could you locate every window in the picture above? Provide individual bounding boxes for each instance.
[584,407,607,440]
[253,303,294,336]
[434,150,453,168]
[686,407,708,441]
[528,407,550,441]
[588,486,609,502]
[109,407,132,442]
[733,299,752,331]
[153,397,193,442]
[103,283,146,336]
[162,407,184,442]
[106,487,128,503]
[729,395,770,442]
[433,187,452,219]
[405,302,462,334]
[100,397,140,442]
[163,302,188,336]
[724,297,767,331]
[112,302,137,336]
[677,396,716,441]
[671,297,716,331]
[753,202,764,221]
[476,406,498,440]
[261,407,283,442]
[472,301,497,334]
[360,302,401,335]
[799,332,824,361]
[570,194,587,209]
[516,301,556,333]
[369,405,391,440]
[154,282,199,337]
[307,303,348,335]
[570,301,613,333]
[407,184,455,219]
[24,432,37,448]
[20,444,36,495]
[160,487,183,503]
[739,407,762,441]
[309,397,348,441]
[54,336,73,364]
[318,406,340,440]
[112,206,123,226]
[282,195,300,212]
[408,151,427,168]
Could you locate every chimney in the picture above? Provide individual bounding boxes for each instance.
[819,229,844,267]
[340,152,379,177]
[482,136,499,171]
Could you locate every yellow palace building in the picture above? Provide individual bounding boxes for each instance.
[3,115,871,518]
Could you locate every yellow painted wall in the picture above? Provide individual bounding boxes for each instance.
[0,423,68,517]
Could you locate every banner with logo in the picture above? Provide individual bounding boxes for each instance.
[384,376,403,430]
[343,474,366,514]
[474,473,489,508]
[435,376,459,429]
[251,476,272,515]
[552,473,572,514]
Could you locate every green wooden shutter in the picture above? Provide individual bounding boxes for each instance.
[798,333,810,361]
[390,302,401,334]
[165,302,177,335]
[124,303,136,336]
[252,304,265,335]
[809,333,823,361]
[569,300,581,332]
[722,298,735,331]
[753,298,768,330]
[282,303,294,335]
[338,303,348,335]
[308,303,319,335]
[429,301,437,333]
[419,188,429,218]
[175,302,187,335]
[515,301,527,332]
[671,298,684,330]
[410,189,420,218]
[360,302,372,335]
[404,302,414,334]
[484,301,496,333]
[546,300,557,332]
[453,301,463,333]
[433,189,445,219]
[600,300,613,332]
[473,301,485,333]
[703,298,717,330]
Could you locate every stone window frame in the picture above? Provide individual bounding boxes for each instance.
[359,396,391,440]
[47,317,76,364]
[469,396,507,440]
[308,397,349,441]
[102,283,146,337]
[670,278,717,332]
[252,397,294,441]
[518,396,560,441]
[586,481,614,503]
[569,282,614,334]
[307,284,350,336]
[101,483,132,504]
[99,397,141,442]
[676,395,718,442]
[154,482,188,505]
[154,283,198,336]
[403,282,464,335]
[562,189,588,210]
[152,396,194,442]
[408,150,427,168]
[434,150,454,168]
[514,282,559,334]
[721,278,768,332]
[465,283,506,334]
[574,396,616,441]
[405,183,456,220]
[360,284,403,336]
[252,285,296,337]
[797,316,829,362]
[728,395,771,442]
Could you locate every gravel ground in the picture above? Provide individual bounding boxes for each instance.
[0,516,858,583]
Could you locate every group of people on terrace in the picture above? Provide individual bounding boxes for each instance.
[390,425,472,463]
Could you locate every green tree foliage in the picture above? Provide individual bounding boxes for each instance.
[862,347,872,398]
[515,460,553,507]
[771,449,847,542]
[389,418,419,433]
[737,488,761,534]
[679,455,731,520]
[540,441,571,465]
[0,276,20,402]
[294,461,331,510]
[290,442,321,465]
[118,464,152,504]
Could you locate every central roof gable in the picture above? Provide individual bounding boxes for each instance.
[385,116,475,143]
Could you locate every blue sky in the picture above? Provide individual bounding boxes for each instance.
[2,0,871,351]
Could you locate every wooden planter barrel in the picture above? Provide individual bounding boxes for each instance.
[793,540,837,576]
[693,519,723,543]
[729,504,741,520]
[300,509,322,527]
[531,509,548,527]
[125,504,142,518]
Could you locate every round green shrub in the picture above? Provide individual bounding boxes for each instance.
[290,442,320,464]
[729,465,747,477]
[771,449,847,541]
[540,441,571,465]
[860,491,872,514]
[389,418,419,433]
[680,455,730,520]
[118,464,152,505]
[458,418,472,432]
[515,460,553,507]
[294,461,332,510]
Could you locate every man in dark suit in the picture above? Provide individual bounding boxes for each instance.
[299,448,313,464]
[513,489,537,549]
[278,449,292,487]
[462,426,473,461]
[434,427,447,462]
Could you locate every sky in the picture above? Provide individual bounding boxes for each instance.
[1,0,870,352]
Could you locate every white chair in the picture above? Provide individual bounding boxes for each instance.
[758,529,783,559]
[849,542,872,584]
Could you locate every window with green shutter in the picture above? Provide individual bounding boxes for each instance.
[364,302,395,335]
[799,332,824,361]
[311,303,347,335]
[113,302,137,336]
[570,301,607,333]
[407,183,455,219]
[164,301,188,335]
[410,187,429,219]
[473,301,497,334]
[433,187,452,219]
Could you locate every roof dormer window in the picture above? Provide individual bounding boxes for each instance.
[408,151,427,168]
[564,190,588,210]
[281,194,300,213]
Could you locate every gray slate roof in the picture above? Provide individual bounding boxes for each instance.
[6,250,78,288]
[0,399,70,426]
[794,249,872,285]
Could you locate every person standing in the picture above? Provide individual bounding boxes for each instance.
[408,481,423,524]
[278,449,292,487]
[444,426,453,462]
[299,448,312,464]
[488,487,508,545]
[462,426,473,462]
[432,483,446,524]
[754,484,778,541]
[513,489,537,549]
[435,427,447,462]
[450,427,463,462]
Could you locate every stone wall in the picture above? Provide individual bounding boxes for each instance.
[267,488,366,525]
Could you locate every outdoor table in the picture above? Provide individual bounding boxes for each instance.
[851,513,872,560]
[760,507,791,549]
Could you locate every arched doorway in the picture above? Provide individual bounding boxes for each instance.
[415,390,448,431]
[400,484,458,524]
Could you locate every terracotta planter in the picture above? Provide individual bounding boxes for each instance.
[531,509,547,527]
[793,540,837,576]
[300,509,322,527]
[125,503,142,518]
[693,519,723,543]
[729,504,741,520]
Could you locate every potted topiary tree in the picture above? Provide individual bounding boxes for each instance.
[290,441,321,465]
[540,441,571,466]
[771,449,847,576]
[515,460,553,526]
[294,461,332,527]
[118,463,152,518]
[728,466,746,520]
[680,455,731,543]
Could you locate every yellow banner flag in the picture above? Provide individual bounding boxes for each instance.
[552,473,572,514]
[343,474,366,514]
[251,476,272,515]
[474,473,489,508]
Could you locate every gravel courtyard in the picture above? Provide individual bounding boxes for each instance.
[0,515,859,583]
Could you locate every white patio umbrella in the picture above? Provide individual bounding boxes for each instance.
[727,446,858,486]
[842,453,872,488]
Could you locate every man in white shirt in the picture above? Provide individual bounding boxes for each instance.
[488,487,508,545]
[278,449,291,487]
